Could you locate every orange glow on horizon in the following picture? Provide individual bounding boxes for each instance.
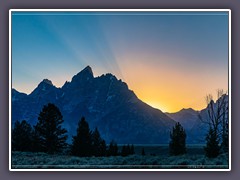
[12,12,229,114]
[118,54,228,113]
[14,53,228,113]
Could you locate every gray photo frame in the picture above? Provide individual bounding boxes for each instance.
[9,9,230,172]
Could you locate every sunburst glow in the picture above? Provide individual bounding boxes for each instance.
[12,11,229,112]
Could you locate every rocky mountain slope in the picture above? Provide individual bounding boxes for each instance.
[12,66,176,144]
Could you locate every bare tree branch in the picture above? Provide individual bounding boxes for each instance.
[200,89,228,139]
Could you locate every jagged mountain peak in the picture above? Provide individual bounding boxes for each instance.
[83,65,93,74]
[37,78,55,90]
[77,65,94,77]
[71,66,94,84]
[29,78,56,97]
[98,73,118,81]
[205,94,228,110]
[12,67,178,144]
[41,79,53,86]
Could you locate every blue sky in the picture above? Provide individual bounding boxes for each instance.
[11,11,229,112]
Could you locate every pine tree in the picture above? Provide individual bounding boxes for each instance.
[221,105,229,153]
[92,128,106,157]
[205,127,220,158]
[108,140,118,156]
[120,144,135,156]
[34,103,68,154]
[99,139,107,157]
[92,128,101,156]
[12,120,33,152]
[71,117,92,157]
[31,128,43,152]
[221,120,229,153]
[169,122,187,156]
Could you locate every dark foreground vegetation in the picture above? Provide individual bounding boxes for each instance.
[12,145,228,169]
[12,89,229,169]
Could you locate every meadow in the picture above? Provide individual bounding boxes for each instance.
[12,145,229,169]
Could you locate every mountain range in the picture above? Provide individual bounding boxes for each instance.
[12,66,177,144]
[166,95,229,143]
[12,66,228,144]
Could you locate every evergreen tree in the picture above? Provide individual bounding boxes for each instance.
[221,107,229,153]
[221,120,229,153]
[92,128,106,157]
[71,117,92,157]
[99,139,107,157]
[34,103,68,154]
[120,144,135,156]
[31,128,43,152]
[12,120,33,152]
[169,122,187,155]
[205,127,220,158]
[108,140,118,156]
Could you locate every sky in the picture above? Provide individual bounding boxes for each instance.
[11,11,229,113]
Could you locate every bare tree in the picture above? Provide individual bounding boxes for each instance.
[200,89,228,137]
[199,89,228,157]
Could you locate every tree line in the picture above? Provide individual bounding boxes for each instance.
[13,89,229,159]
[12,103,135,157]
